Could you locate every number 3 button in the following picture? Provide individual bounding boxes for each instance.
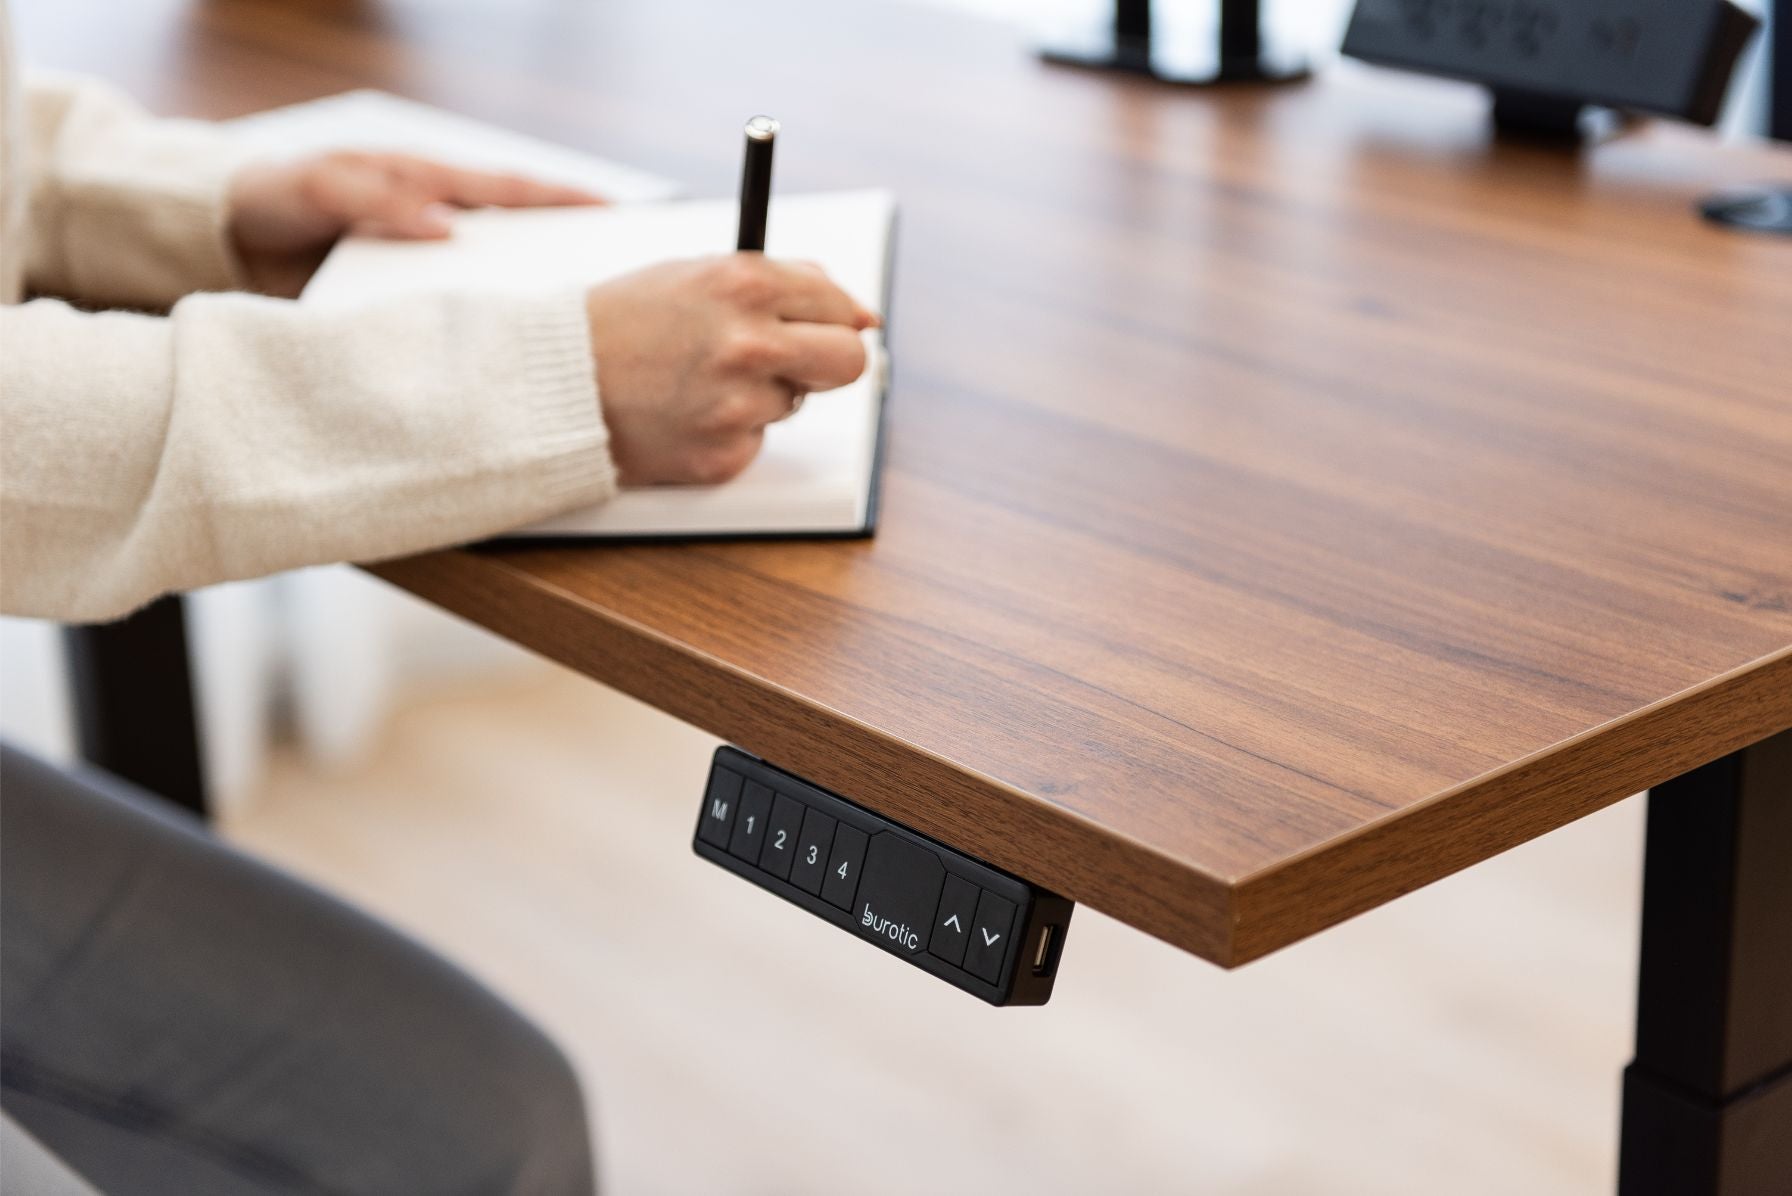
[790,808,836,896]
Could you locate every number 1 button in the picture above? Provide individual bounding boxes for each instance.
[821,824,868,911]
[727,781,774,866]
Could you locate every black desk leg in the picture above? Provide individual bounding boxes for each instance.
[1772,0,1789,142]
[1618,730,1792,1194]
[63,594,209,819]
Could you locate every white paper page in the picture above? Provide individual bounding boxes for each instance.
[227,90,682,203]
[303,190,895,536]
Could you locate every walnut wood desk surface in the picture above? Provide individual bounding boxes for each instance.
[25,0,1792,966]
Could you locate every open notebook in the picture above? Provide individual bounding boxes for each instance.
[228,90,684,203]
[304,189,896,539]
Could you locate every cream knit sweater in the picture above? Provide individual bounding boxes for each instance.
[0,21,619,622]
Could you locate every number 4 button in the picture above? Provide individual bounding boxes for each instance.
[821,824,868,911]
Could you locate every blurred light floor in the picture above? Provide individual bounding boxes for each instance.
[225,657,1642,1195]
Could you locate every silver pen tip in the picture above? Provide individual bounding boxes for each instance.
[744,115,780,141]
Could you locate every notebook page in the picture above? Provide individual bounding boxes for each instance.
[303,190,895,536]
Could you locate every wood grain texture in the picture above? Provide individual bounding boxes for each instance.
[21,0,1792,966]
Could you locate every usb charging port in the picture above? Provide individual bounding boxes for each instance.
[1032,924,1059,975]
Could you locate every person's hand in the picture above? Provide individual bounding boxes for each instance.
[226,151,603,297]
[586,255,880,485]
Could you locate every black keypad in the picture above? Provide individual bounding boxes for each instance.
[822,824,868,911]
[728,780,774,865]
[790,808,835,895]
[692,747,1072,1006]
[759,794,806,881]
[929,874,979,968]
[964,889,1017,985]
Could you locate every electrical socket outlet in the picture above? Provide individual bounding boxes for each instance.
[1342,0,1760,124]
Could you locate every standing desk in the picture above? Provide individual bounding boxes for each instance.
[26,0,1792,1189]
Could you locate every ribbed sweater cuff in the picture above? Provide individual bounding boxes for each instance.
[166,133,256,295]
[508,291,619,508]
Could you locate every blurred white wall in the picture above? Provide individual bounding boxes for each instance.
[0,618,75,765]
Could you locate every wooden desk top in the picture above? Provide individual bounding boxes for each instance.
[26,0,1792,966]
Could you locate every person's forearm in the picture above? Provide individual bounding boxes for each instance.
[0,291,616,622]
[20,72,251,308]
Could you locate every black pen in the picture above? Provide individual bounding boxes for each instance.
[736,115,778,252]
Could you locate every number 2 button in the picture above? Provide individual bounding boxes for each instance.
[758,794,806,881]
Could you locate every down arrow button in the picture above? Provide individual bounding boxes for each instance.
[963,889,1017,985]
[852,832,945,957]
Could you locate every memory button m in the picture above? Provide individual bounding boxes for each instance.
[697,769,742,849]
[853,832,946,957]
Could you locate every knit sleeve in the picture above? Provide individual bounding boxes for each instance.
[19,72,253,308]
[0,288,617,622]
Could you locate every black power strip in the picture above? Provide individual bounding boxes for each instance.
[1342,0,1760,126]
[692,747,1074,1006]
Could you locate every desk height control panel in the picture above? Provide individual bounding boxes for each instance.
[693,747,1073,1006]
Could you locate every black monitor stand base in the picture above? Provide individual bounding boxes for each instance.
[1039,0,1309,86]
[1489,88,1631,144]
[1699,184,1792,235]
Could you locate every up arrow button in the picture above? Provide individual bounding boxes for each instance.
[930,875,978,967]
